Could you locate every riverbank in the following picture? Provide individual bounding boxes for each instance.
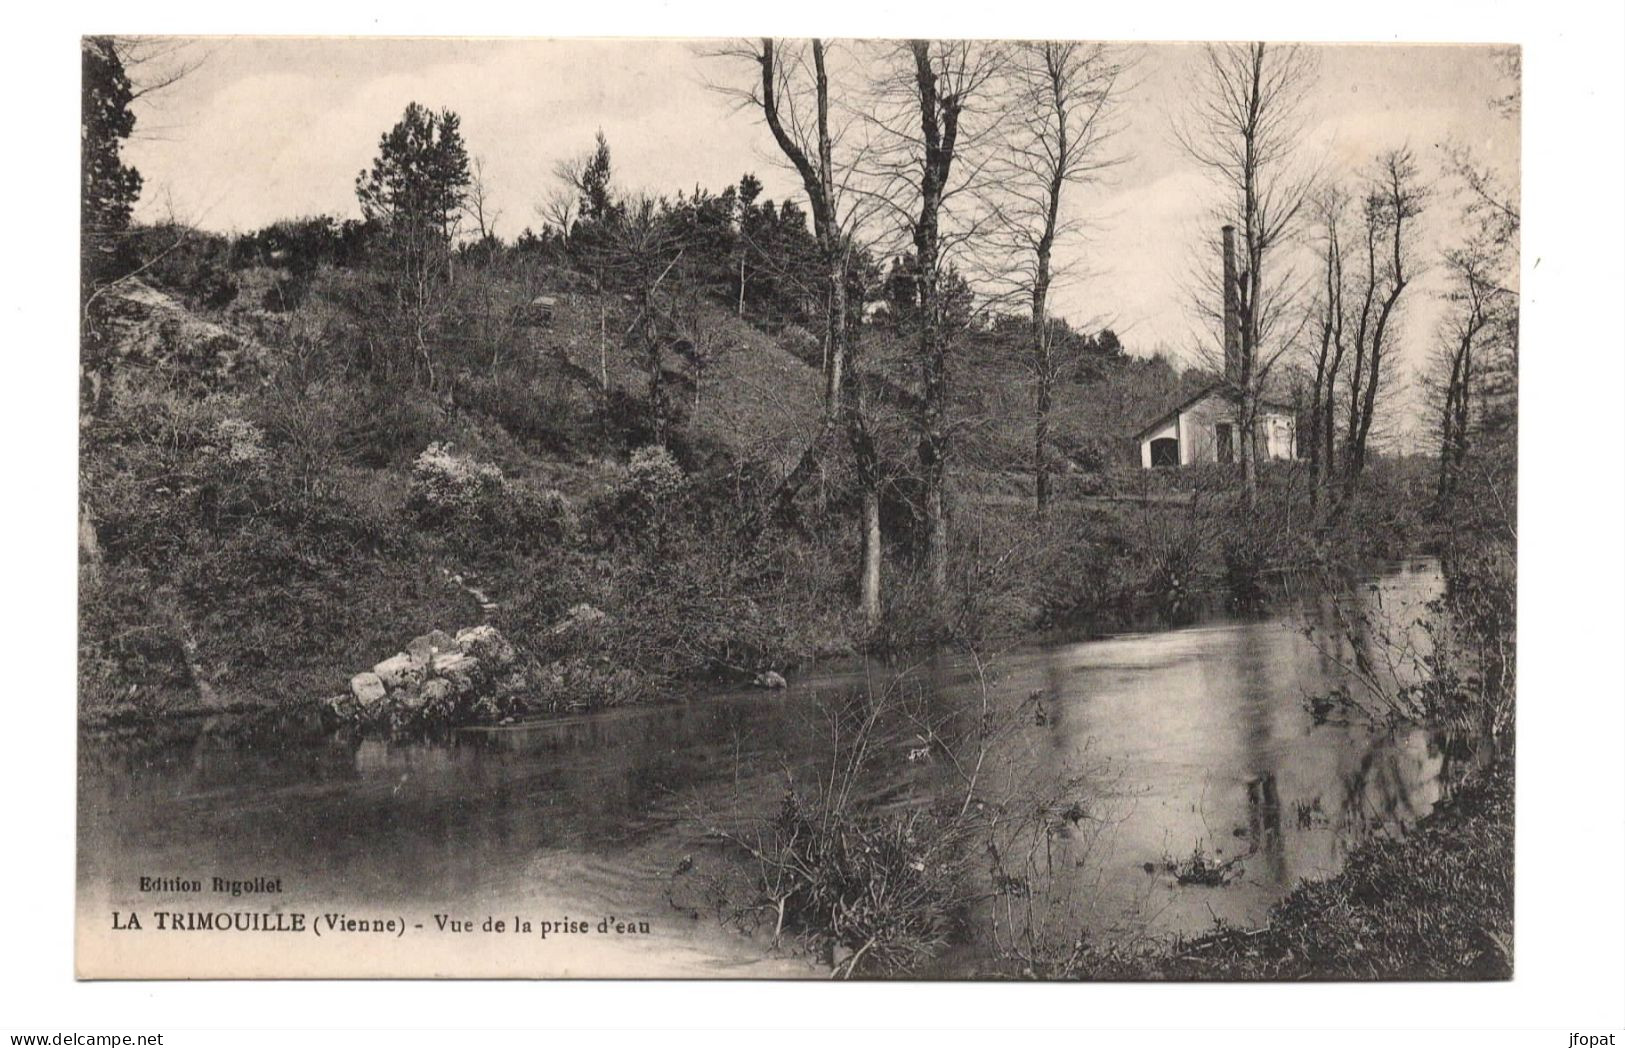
[1117,756,1514,981]
[79,273,1443,731]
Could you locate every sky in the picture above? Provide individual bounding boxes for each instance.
[122,37,1520,440]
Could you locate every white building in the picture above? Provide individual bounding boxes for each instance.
[1134,385,1297,468]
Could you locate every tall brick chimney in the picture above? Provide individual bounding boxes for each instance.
[1222,224,1241,383]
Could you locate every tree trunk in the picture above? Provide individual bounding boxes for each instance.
[1454,343,1473,476]
[1436,380,1460,501]
[908,39,957,608]
[641,288,667,447]
[1032,263,1054,516]
[1306,370,1324,511]
[1236,231,1261,509]
[597,274,609,395]
[1322,370,1338,482]
[860,487,882,626]
[1034,371,1053,515]
[831,260,884,632]
[849,395,883,630]
[917,246,950,604]
[1240,388,1258,505]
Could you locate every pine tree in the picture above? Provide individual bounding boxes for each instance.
[354,102,472,388]
[578,131,615,224]
[355,102,472,242]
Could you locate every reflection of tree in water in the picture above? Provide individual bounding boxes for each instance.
[1330,726,1477,865]
[1291,566,1477,856]
[1245,773,1286,883]
[1298,567,1446,723]
[1338,745,1419,838]
[1235,625,1287,883]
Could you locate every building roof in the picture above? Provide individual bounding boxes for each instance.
[1132,383,1297,441]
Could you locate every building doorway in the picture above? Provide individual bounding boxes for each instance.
[1150,437,1179,467]
[1216,423,1234,464]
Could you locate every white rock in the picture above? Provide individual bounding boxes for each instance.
[373,652,424,690]
[419,678,455,708]
[455,624,515,667]
[406,629,457,664]
[349,671,388,709]
[432,652,482,692]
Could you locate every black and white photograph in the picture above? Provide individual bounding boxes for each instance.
[72,33,1532,982]
[8,4,1622,1041]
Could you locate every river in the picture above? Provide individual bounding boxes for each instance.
[77,559,1452,978]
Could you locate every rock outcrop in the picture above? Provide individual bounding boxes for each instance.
[455,624,516,665]
[372,652,424,691]
[335,624,523,730]
[330,608,654,731]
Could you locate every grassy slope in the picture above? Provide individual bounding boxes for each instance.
[541,291,823,470]
[78,274,831,719]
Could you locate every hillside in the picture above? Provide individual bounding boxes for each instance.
[78,236,1430,729]
[77,262,851,723]
[534,289,824,472]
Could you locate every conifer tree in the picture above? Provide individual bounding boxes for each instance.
[81,36,143,287]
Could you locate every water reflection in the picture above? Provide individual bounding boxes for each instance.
[79,561,1451,971]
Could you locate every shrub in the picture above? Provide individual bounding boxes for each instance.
[406,442,577,552]
[527,656,652,714]
[1220,514,1283,608]
[1031,509,1139,627]
[209,416,269,470]
[408,442,510,521]
[623,444,685,507]
[694,687,985,977]
[597,444,685,544]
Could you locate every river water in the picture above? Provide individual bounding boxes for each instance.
[77,559,1451,978]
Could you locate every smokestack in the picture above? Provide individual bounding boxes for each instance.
[1222,224,1241,384]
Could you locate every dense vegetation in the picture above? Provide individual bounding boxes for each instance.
[78,41,1511,730]
[73,212,1255,721]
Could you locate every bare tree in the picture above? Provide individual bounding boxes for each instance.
[601,195,686,447]
[1432,51,1519,494]
[1337,149,1426,501]
[861,39,1007,604]
[536,188,577,244]
[1429,245,1499,501]
[1175,42,1319,504]
[992,41,1126,514]
[463,155,501,241]
[111,37,208,109]
[711,38,885,627]
[667,280,736,413]
[1428,147,1517,506]
[1304,185,1351,508]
